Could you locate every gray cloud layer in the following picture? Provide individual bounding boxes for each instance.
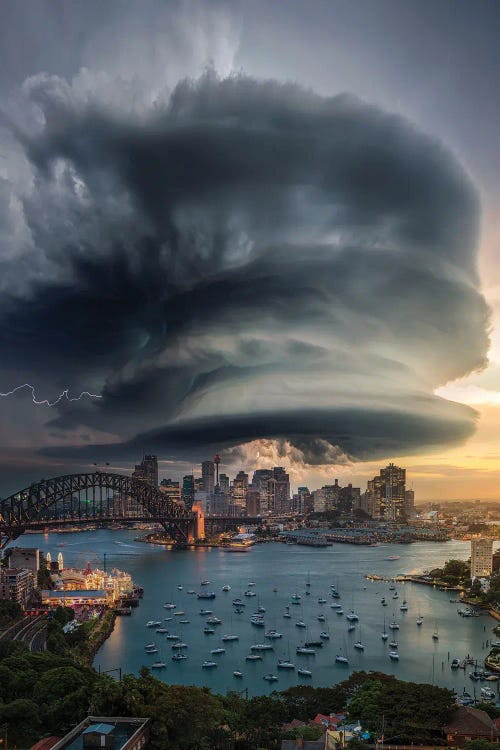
[0,72,490,466]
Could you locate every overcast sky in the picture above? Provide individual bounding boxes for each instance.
[0,0,499,500]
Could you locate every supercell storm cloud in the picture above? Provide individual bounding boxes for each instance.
[0,72,490,465]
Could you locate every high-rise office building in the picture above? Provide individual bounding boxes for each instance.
[367,464,406,520]
[182,475,195,510]
[219,473,230,493]
[202,460,215,496]
[251,469,273,513]
[471,538,493,578]
[404,489,415,518]
[272,467,290,514]
[159,478,181,501]
[132,455,158,487]
[246,488,261,516]
[232,471,249,513]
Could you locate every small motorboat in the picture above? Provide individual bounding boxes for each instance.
[145,646,158,654]
[222,634,239,642]
[451,659,461,669]
[172,653,188,661]
[163,603,176,610]
[298,668,312,677]
[178,620,190,624]
[203,627,215,634]
[389,651,400,660]
[318,597,327,604]
[151,661,166,669]
[156,627,169,634]
[201,580,210,586]
[296,621,307,628]
[320,631,330,640]
[144,642,156,649]
[336,609,344,616]
[245,654,263,661]
[251,644,273,651]
[416,616,423,626]
[335,654,349,664]
[233,670,243,678]
[277,659,295,669]
[171,642,188,650]
[206,616,221,624]
[346,611,359,622]
[146,620,162,627]
[354,641,365,651]
[265,630,282,639]
[211,647,225,655]
[166,634,180,641]
[177,585,183,590]
[222,585,231,592]
[348,623,356,632]
[389,640,398,649]
[199,610,213,615]
[173,611,185,616]
[296,646,315,655]
[264,674,278,682]
[202,661,217,668]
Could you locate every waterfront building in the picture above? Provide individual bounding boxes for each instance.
[471,538,493,578]
[5,546,40,575]
[0,567,34,607]
[367,463,406,521]
[232,471,249,513]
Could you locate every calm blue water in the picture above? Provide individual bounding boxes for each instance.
[12,531,499,697]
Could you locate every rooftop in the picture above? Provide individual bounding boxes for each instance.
[49,717,149,750]
[444,706,499,736]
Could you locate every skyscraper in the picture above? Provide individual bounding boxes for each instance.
[132,454,158,487]
[272,467,290,514]
[202,460,215,496]
[232,471,249,513]
[368,463,406,521]
[182,475,194,510]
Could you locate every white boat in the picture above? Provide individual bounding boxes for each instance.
[382,618,388,641]
[151,660,166,669]
[222,634,239,642]
[177,585,183,590]
[144,642,156,649]
[248,582,256,586]
[317,614,326,622]
[164,617,173,622]
[203,627,215,634]
[346,611,359,622]
[251,643,273,651]
[320,631,330,640]
[250,615,265,626]
[296,621,307,628]
[233,670,243,678]
[258,605,266,613]
[211,647,225,655]
[265,630,282,639]
[389,620,399,630]
[156,627,169,633]
[389,651,399,660]
[187,590,196,595]
[172,653,188,661]
[336,609,344,615]
[291,594,301,602]
[283,611,292,619]
[163,603,176,610]
[331,603,342,609]
[480,687,496,700]
[277,659,295,669]
[392,592,399,599]
[432,623,439,641]
[245,591,257,597]
[318,598,327,604]
[199,609,213,615]
[296,646,315,655]
[201,580,210,586]
[146,620,162,627]
[145,646,158,654]
[416,616,423,626]
[222,585,231,592]
[298,668,312,677]
[245,654,263,661]
[264,674,278,682]
[202,661,217,668]
[206,616,222,624]
[178,620,190,624]
[335,653,349,664]
[173,611,185,616]
[389,640,398,648]
[171,642,188,649]
[400,604,408,612]
[166,634,180,640]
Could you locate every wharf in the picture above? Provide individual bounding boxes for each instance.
[365,573,462,591]
[114,607,132,616]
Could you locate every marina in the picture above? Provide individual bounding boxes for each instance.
[10,529,500,697]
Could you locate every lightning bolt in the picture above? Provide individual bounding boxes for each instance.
[0,383,102,406]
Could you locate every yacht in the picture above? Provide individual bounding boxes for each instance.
[174,611,185,616]
[346,611,359,622]
[389,620,399,630]
[336,609,344,616]
[389,640,398,649]
[331,591,340,599]
[206,616,222,624]
[248,582,256,586]
[187,590,196,595]
[164,617,173,622]
[381,598,386,606]
[335,653,349,664]
[382,619,388,641]
[199,609,213,616]
[250,615,265,627]
[393,593,399,600]
[202,661,217,668]
[416,616,423,626]
[251,643,274,651]
[277,659,295,669]
[331,603,343,609]
[481,687,496,700]
[166,634,180,641]
[201,580,210,586]
[258,605,266,613]
[151,661,166,669]
[245,590,257,597]
[222,634,239,642]
[144,642,156,649]
[222,585,231,592]
[146,620,162,627]
[145,646,158,654]
[197,591,216,600]
[210,647,225,655]
[203,627,215,634]
[264,674,279,682]
[163,603,176,610]
[298,668,312,677]
[233,598,244,606]
[171,642,188,649]
[389,585,395,591]
[318,597,327,604]
[296,646,315,655]
[295,620,307,628]
[305,640,323,648]
[432,631,439,641]
[354,640,365,651]
[389,651,400,660]
[265,630,283,639]
[451,659,461,669]
[179,620,190,624]
[155,627,169,634]
[177,585,183,590]
[317,614,326,622]
[233,670,243,678]
[172,653,188,661]
[320,631,330,640]
[245,654,263,661]
[291,594,301,602]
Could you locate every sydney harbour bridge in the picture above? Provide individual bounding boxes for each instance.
[0,471,262,551]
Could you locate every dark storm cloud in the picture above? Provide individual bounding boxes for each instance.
[0,73,490,464]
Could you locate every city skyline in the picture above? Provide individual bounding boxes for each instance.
[0,1,499,501]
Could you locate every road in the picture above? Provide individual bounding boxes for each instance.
[0,615,47,651]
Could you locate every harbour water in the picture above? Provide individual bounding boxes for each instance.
[13,530,499,697]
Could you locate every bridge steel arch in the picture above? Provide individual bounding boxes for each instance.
[0,471,196,550]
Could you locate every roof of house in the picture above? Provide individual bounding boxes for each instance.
[83,723,115,736]
[28,737,61,750]
[444,706,499,736]
[313,713,342,727]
